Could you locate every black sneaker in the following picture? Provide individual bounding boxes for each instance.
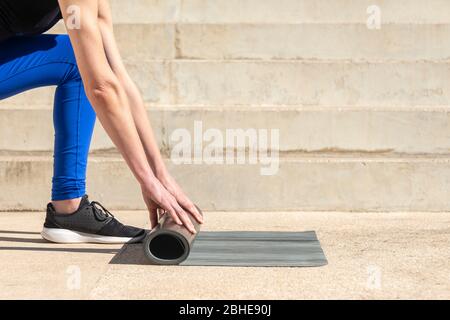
[41,195,146,244]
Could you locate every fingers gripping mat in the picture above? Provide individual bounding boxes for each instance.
[110,231,327,267]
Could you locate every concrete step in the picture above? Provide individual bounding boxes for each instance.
[169,61,450,107]
[1,106,450,155]
[2,61,450,107]
[1,153,450,211]
[49,22,175,60]
[175,23,450,61]
[107,0,450,24]
[49,22,450,61]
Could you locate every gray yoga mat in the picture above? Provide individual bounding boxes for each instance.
[111,230,327,267]
[179,230,327,267]
[109,205,327,267]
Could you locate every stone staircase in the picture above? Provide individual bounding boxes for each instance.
[1,0,450,211]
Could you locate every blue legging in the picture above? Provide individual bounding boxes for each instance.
[0,34,96,201]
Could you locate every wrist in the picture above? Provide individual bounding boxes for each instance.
[136,167,156,188]
[152,160,168,180]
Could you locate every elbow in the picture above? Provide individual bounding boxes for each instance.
[86,78,124,111]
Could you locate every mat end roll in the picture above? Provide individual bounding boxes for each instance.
[143,206,202,265]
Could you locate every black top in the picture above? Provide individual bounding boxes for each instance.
[0,0,61,43]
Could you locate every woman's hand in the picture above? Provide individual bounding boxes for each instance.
[156,172,204,225]
[141,177,198,234]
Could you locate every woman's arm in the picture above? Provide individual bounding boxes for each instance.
[96,0,203,222]
[97,0,165,176]
[57,0,197,232]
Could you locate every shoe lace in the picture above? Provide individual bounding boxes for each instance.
[91,201,115,221]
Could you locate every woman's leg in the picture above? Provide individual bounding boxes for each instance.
[0,34,96,212]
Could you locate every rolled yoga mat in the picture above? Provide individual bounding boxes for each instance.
[141,208,327,267]
[143,207,202,265]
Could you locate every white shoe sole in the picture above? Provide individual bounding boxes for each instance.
[41,227,142,244]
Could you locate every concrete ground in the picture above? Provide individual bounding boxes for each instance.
[0,211,448,300]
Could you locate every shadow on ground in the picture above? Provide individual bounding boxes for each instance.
[109,243,151,265]
[0,230,120,254]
